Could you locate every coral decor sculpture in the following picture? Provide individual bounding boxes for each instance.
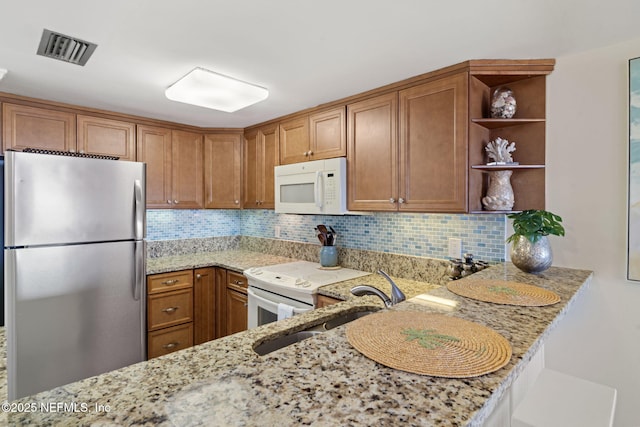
[485,137,516,165]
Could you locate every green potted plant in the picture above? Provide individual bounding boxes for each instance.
[506,210,565,273]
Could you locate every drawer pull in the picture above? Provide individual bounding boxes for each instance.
[163,342,179,350]
[196,274,202,279]
[234,280,245,286]
[162,306,179,314]
[161,279,179,285]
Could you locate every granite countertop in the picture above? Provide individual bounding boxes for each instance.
[3,256,592,426]
[146,249,298,274]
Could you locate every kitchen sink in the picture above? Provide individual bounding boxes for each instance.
[322,310,377,330]
[254,331,322,356]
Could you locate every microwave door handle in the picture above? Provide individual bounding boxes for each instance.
[315,171,323,209]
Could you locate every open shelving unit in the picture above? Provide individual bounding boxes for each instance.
[467,61,554,213]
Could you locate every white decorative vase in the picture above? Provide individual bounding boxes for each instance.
[482,170,514,211]
[510,235,553,273]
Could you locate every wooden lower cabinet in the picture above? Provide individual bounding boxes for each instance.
[147,270,194,359]
[224,271,248,336]
[148,323,193,359]
[316,294,342,308]
[147,267,248,357]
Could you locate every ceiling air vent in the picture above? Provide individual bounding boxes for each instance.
[36,29,97,66]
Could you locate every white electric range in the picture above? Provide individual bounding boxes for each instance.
[244,261,370,328]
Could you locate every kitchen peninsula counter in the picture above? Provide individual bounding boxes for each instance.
[3,264,592,426]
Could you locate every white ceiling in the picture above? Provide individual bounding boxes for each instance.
[1,0,639,128]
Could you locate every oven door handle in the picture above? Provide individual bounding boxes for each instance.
[248,288,312,315]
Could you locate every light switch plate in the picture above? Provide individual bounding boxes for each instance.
[275,225,281,238]
[448,238,461,259]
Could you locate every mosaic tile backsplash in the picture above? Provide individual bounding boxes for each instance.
[147,209,507,262]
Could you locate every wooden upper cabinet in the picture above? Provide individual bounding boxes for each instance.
[310,106,346,160]
[243,124,279,209]
[171,130,204,209]
[77,115,135,161]
[279,107,346,165]
[347,92,398,211]
[279,116,309,164]
[398,72,468,212]
[204,133,242,209]
[137,125,172,208]
[2,103,75,152]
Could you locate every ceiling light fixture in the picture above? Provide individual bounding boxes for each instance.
[165,67,269,113]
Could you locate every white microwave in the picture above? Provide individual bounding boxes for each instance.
[275,157,351,215]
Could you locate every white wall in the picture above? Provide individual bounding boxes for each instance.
[545,37,640,427]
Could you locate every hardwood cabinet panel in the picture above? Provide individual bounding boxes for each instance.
[214,268,227,339]
[225,289,248,336]
[204,133,242,209]
[171,130,204,209]
[243,124,278,209]
[147,270,193,294]
[77,115,135,161]
[193,267,216,345]
[310,107,346,160]
[279,115,310,164]
[399,72,468,212]
[148,323,193,359]
[261,125,279,209]
[2,103,75,152]
[347,93,398,211]
[316,294,342,308]
[148,288,194,331]
[137,125,172,208]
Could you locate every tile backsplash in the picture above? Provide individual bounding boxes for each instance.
[147,209,506,262]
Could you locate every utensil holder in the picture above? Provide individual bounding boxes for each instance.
[320,246,338,267]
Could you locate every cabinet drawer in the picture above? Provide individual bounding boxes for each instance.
[148,289,193,330]
[148,323,193,359]
[148,270,193,294]
[226,271,247,294]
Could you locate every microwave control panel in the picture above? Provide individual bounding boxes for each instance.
[324,172,336,207]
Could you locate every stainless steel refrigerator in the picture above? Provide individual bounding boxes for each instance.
[4,151,146,400]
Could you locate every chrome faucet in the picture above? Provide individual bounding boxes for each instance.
[351,270,406,307]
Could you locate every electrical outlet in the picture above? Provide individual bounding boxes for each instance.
[448,238,462,259]
[275,225,281,238]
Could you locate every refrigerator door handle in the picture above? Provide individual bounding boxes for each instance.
[134,241,145,301]
[134,179,144,240]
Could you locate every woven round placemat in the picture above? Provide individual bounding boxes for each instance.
[447,279,561,306]
[345,311,512,378]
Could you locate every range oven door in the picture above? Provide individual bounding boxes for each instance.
[247,287,313,329]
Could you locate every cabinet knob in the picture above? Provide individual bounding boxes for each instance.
[173,200,179,204]
[234,200,239,204]
[243,302,248,307]
[161,306,179,314]
[303,151,309,156]
[196,274,202,279]
[389,198,396,203]
[398,198,405,204]
[167,200,172,204]
[308,150,313,156]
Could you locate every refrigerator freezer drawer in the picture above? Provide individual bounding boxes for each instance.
[5,240,146,400]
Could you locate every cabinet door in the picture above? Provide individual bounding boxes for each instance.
[347,92,398,211]
[279,116,310,164]
[242,130,259,209]
[204,133,242,209]
[310,107,346,160]
[193,267,216,345]
[260,124,279,209]
[399,72,468,212]
[171,130,204,209]
[77,115,135,161]
[2,103,76,152]
[137,125,172,208]
[225,288,248,336]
